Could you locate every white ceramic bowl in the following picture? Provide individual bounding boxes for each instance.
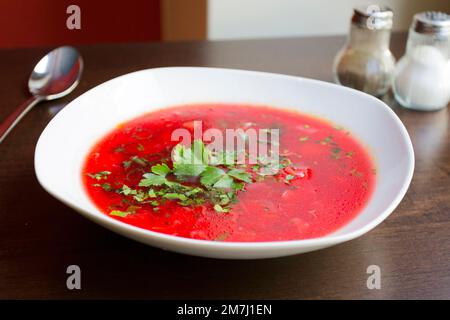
[35,67,414,259]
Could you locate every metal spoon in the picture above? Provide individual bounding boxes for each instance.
[0,46,83,143]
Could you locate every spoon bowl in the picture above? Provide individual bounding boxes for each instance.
[0,46,83,143]
[29,46,83,99]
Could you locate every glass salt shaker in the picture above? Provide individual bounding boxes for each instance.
[333,5,396,96]
[393,12,450,111]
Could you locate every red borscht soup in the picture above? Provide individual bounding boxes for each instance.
[83,104,375,242]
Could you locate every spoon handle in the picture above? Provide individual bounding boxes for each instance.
[0,96,41,144]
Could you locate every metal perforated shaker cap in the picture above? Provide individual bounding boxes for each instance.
[412,11,450,35]
[352,5,393,30]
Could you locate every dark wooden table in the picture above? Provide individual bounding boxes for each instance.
[0,33,449,300]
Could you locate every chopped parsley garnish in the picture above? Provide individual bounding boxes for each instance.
[92,183,112,191]
[284,174,296,184]
[113,146,125,153]
[102,140,307,215]
[123,156,149,169]
[151,163,171,176]
[213,204,229,213]
[87,171,111,180]
[319,135,333,145]
[350,168,363,177]
[109,205,139,217]
[227,169,252,183]
[215,231,230,241]
[331,147,342,159]
[115,141,259,212]
[299,136,309,142]
[138,173,167,186]
[109,210,130,217]
[200,166,226,186]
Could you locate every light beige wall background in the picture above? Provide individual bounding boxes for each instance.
[208,0,450,40]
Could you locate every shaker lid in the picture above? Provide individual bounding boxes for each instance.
[352,5,393,30]
[412,11,450,35]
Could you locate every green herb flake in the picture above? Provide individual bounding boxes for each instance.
[232,181,245,191]
[87,171,111,180]
[148,189,157,198]
[109,210,130,217]
[213,175,234,189]
[122,156,148,169]
[332,148,341,154]
[218,194,231,205]
[93,183,112,191]
[284,174,296,184]
[200,166,225,186]
[350,168,363,177]
[120,184,136,196]
[163,193,188,201]
[133,190,149,202]
[100,183,112,191]
[214,204,229,213]
[122,160,132,169]
[251,164,261,171]
[331,147,342,159]
[173,163,206,177]
[150,200,159,207]
[151,163,171,176]
[227,169,252,183]
[320,135,333,145]
[299,136,309,142]
[214,232,230,241]
[186,187,204,197]
[131,156,148,166]
[139,173,167,187]
[110,205,139,217]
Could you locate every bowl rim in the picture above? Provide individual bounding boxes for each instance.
[34,66,415,250]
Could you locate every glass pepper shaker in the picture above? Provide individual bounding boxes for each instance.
[393,11,450,111]
[333,5,396,96]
